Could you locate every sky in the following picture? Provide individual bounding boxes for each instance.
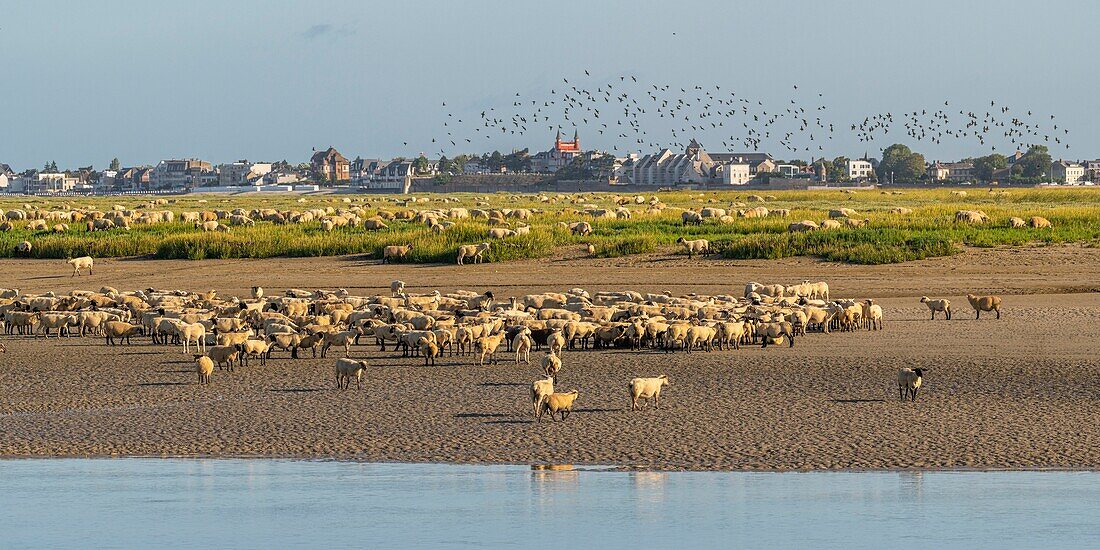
[1,0,1096,170]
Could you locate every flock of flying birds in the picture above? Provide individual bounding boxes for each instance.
[423,72,1072,160]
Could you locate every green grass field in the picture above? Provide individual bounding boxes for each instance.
[1,187,1097,264]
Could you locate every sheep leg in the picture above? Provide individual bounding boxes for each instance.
[996,309,1000,319]
[911,387,919,402]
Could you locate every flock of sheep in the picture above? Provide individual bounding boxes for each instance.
[0,265,1007,419]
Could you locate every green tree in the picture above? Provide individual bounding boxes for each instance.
[973,153,1007,182]
[831,156,851,182]
[413,155,430,175]
[109,158,121,171]
[877,144,925,183]
[438,155,451,174]
[487,151,504,171]
[44,160,59,172]
[1013,145,1052,178]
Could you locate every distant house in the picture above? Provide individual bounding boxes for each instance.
[927,162,975,182]
[1051,160,1085,184]
[847,159,874,180]
[14,171,82,194]
[720,161,752,185]
[0,163,13,190]
[150,159,213,189]
[350,157,384,183]
[217,160,273,186]
[310,147,350,182]
[1082,160,1100,184]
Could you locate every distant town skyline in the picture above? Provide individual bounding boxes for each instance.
[2,0,1097,168]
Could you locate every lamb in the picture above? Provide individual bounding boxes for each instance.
[104,320,143,345]
[1029,216,1052,229]
[512,327,532,364]
[862,299,884,330]
[897,367,925,401]
[538,390,579,422]
[420,339,440,366]
[195,356,214,385]
[675,237,710,258]
[475,331,506,365]
[919,297,952,320]
[334,358,369,389]
[382,244,414,263]
[66,256,94,277]
[236,339,272,366]
[391,280,406,297]
[531,376,554,416]
[629,375,669,411]
[966,294,1002,319]
[541,352,562,379]
[457,242,491,265]
[179,322,207,354]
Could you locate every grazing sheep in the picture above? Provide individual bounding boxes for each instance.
[66,256,94,277]
[954,210,988,224]
[487,227,515,239]
[382,244,414,263]
[920,297,951,320]
[457,242,491,265]
[675,237,710,258]
[819,219,842,230]
[538,390,579,422]
[788,220,818,232]
[966,294,1002,319]
[531,376,554,416]
[630,375,669,410]
[1008,217,1027,228]
[897,367,925,401]
[1029,216,1052,229]
[195,356,214,385]
[15,240,32,254]
[541,352,562,379]
[334,358,369,389]
[681,210,703,226]
[569,221,592,236]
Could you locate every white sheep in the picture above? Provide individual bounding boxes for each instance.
[538,391,579,422]
[196,356,214,385]
[335,358,369,389]
[630,375,669,410]
[919,296,951,320]
[512,327,532,364]
[897,367,925,401]
[67,256,93,277]
[391,280,406,297]
[457,242,491,265]
[675,237,710,258]
[531,376,554,417]
[541,352,562,379]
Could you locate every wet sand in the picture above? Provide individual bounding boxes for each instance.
[1,245,1099,470]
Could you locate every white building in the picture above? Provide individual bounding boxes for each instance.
[217,161,272,186]
[14,172,81,194]
[720,162,752,185]
[847,159,874,180]
[0,163,14,190]
[1051,161,1086,184]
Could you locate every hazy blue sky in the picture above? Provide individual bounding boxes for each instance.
[1,0,1095,169]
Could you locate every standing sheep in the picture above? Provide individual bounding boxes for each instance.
[629,375,669,411]
[919,297,951,320]
[966,294,1002,319]
[334,358,369,389]
[897,367,926,401]
[538,390,579,422]
[531,376,554,417]
[66,256,94,277]
[381,244,414,263]
[675,237,710,258]
[457,242,491,265]
[196,356,214,385]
